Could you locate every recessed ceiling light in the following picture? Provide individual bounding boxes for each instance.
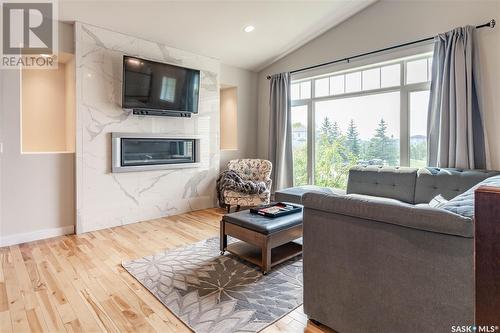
[244,25,255,33]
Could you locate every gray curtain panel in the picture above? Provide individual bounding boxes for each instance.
[427,25,486,169]
[268,72,293,191]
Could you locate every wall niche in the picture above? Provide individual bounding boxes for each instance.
[21,53,75,153]
[220,86,238,151]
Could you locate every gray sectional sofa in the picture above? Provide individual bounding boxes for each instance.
[275,166,499,333]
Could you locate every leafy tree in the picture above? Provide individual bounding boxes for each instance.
[315,136,351,188]
[410,141,427,167]
[367,118,398,165]
[292,142,308,186]
[345,119,361,157]
[292,117,401,190]
[314,119,358,189]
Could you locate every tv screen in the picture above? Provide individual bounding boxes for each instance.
[122,56,200,114]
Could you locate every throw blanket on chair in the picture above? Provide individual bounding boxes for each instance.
[216,170,267,207]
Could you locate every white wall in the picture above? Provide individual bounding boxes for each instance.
[0,22,75,246]
[0,69,75,246]
[219,64,258,169]
[257,0,500,169]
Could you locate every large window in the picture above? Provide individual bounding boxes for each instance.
[291,53,432,189]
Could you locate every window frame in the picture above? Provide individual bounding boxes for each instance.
[291,52,432,186]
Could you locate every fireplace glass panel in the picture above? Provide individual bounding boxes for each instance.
[121,138,195,166]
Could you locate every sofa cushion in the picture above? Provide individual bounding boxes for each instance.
[275,185,345,204]
[302,191,473,237]
[441,175,500,219]
[346,166,418,204]
[414,168,499,204]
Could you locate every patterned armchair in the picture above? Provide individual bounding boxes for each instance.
[223,159,272,212]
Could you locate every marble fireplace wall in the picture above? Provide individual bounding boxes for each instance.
[75,23,220,233]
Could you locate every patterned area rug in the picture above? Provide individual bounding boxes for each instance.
[122,238,303,333]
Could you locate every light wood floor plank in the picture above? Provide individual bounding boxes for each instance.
[0,310,13,333]
[1,208,332,333]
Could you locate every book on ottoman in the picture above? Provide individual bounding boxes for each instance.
[250,202,302,218]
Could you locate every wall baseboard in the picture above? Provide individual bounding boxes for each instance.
[0,225,75,247]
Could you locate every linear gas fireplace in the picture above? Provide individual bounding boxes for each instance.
[112,133,201,172]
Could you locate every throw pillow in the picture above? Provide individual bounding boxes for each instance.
[429,194,448,208]
[441,175,500,219]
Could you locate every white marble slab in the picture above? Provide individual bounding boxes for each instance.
[75,23,220,233]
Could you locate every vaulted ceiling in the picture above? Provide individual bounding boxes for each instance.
[59,0,375,71]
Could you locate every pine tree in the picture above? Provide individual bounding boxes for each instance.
[319,117,344,143]
[319,117,336,143]
[367,118,398,165]
[331,121,341,140]
[346,119,360,157]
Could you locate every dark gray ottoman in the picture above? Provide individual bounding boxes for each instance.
[220,209,302,274]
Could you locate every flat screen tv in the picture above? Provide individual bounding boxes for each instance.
[122,56,200,117]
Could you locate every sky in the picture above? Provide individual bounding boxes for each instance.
[409,90,430,137]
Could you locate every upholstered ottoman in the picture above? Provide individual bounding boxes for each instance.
[220,209,302,274]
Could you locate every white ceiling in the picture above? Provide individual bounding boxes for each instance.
[59,0,375,72]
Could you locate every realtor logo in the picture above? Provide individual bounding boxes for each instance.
[1,0,58,68]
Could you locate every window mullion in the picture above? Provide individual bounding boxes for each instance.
[308,80,315,185]
[400,61,409,167]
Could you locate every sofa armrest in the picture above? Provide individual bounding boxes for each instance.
[302,192,473,238]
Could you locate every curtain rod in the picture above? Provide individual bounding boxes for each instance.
[266,19,496,80]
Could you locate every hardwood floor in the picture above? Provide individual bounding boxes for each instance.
[0,208,334,333]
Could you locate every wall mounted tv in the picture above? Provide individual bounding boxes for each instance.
[122,56,200,117]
